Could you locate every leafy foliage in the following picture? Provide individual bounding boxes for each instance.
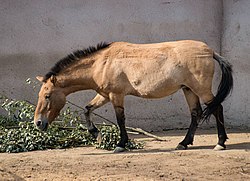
[0,92,143,153]
[56,106,83,127]
[0,95,35,121]
[97,125,144,150]
[0,121,94,153]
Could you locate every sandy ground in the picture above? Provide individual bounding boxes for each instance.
[0,128,250,181]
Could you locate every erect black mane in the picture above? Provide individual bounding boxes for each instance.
[43,42,111,82]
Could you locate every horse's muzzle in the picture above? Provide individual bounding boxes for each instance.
[34,119,48,131]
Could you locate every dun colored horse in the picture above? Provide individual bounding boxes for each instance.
[34,40,233,152]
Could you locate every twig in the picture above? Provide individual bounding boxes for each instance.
[183,166,190,175]
[92,112,116,125]
[66,100,116,125]
[67,101,166,141]
[58,126,87,131]
[127,131,140,135]
[126,127,166,141]
[240,167,250,178]
[240,172,250,178]
[5,126,21,129]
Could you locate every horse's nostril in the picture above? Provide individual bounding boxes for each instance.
[36,120,42,127]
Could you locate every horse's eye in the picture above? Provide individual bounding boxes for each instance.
[45,95,50,100]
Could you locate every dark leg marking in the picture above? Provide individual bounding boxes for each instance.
[115,106,128,149]
[85,105,99,139]
[176,103,202,150]
[213,104,228,149]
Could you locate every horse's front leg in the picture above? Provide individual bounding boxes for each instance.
[109,93,128,153]
[113,106,128,152]
[84,94,109,139]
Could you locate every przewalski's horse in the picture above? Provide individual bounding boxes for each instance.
[34,40,233,152]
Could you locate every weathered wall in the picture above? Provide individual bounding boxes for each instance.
[222,0,250,128]
[1,0,241,131]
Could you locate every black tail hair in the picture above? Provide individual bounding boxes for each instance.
[201,52,233,121]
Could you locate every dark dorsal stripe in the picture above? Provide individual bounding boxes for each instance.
[43,42,111,82]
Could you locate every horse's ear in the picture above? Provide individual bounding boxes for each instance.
[50,75,57,86]
[36,76,44,82]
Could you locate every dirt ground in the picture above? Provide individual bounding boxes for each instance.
[0,128,250,181]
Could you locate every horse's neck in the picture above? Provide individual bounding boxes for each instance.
[57,65,96,95]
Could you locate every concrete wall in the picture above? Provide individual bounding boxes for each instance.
[1,0,247,131]
[222,0,250,128]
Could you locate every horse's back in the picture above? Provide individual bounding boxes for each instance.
[109,40,212,55]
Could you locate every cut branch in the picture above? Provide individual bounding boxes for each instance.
[66,100,166,141]
[126,127,166,141]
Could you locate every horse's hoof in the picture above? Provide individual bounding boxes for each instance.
[213,144,226,151]
[96,132,102,144]
[113,147,126,153]
[175,144,187,150]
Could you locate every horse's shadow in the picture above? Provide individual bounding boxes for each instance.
[227,141,250,150]
[137,141,250,153]
[82,142,250,155]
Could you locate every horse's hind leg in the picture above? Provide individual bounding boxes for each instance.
[212,104,228,150]
[84,94,109,139]
[196,91,228,150]
[176,87,202,150]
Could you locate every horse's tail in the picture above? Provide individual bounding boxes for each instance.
[201,52,233,121]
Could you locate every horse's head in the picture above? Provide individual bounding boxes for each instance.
[34,75,66,131]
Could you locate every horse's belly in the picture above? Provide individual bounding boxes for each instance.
[130,77,181,99]
[136,88,180,99]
